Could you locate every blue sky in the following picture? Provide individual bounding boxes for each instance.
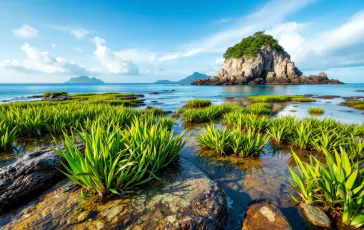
[1,0,364,83]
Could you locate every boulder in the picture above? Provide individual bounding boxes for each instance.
[0,144,84,214]
[0,158,228,230]
[43,94,71,101]
[299,203,331,228]
[242,200,292,230]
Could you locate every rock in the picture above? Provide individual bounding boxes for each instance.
[192,46,343,85]
[299,203,331,228]
[242,200,292,230]
[43,94,72,101]
[356,90,364,92]
[149,92,159,94]
[0,144,84,214]
[313,95,340,99]
[0,158,227,230]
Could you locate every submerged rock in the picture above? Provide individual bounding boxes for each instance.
[299,203,331,228]
[0,144,84,214]
[0,158,227,229]
[242,200,292,230]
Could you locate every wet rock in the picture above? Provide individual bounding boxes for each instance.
[26,95,43,98]
[299,203,331,228]
[313,95,340,99]
[43,94,72,101]
[242,200,292,230]
[356,90,364,92]
[0,158,227,230]
[149,92,159,94]
[0,144,84,214]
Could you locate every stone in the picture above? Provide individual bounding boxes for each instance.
[191,46,343,85]
[43,94,72,101]
[0,158,228,230]
[242,201,292,230]
[299,203,331,228]
[0,144,84,214]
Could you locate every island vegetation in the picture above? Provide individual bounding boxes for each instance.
[223,31,284,59]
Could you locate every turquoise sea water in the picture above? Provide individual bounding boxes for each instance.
[1,83,364,123]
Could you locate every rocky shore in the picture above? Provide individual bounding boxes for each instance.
[192,46,343,85]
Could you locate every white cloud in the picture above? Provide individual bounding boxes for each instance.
[52,44,56,48]
[13,25,39,38]
[1,43,95,75]
[92,36,139,75]
[218,18,232,23]
[71,28,91,39]
[47,25,92,39]
[158,0,315,60]
[74,48,83,52]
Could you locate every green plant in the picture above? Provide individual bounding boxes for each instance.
[232,129,269,157]
[224,31,284,59]
[195,124,232,154]
[54,118,188,199]
[247,102,272,114]
[289,148,364,228]
[185,99,212,108]
[308,107,325,115]
[43,91,68,97]
[0,121,17,151]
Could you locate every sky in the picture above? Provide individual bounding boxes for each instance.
[0,0,364,83]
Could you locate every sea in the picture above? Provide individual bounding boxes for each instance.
[1,83,363,123]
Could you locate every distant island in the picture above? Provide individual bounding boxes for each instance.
[154,72,210,84]
[65,76,104,84]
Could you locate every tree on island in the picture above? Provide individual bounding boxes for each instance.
[223,31,284,59]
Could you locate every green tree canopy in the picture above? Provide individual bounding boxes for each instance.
[223,31,284,59]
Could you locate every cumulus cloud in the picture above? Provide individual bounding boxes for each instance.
[115,49,157,64]
[13,25,39,38]
[92,36,139,75]
[265,11,364,71]
[158,0,315,61]
[1,43,95,75]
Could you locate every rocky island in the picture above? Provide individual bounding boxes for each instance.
[155,72,210,84]
[192,32,343,85]
[65,76,104,84]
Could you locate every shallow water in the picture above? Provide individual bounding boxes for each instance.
[1,84,364,228]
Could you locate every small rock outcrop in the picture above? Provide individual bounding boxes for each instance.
[43,94,72,101]
[299,203,331,228]
[242,200,292,230]
[0,144,84,214]
[192,46,343,85]
[0,158,228,229]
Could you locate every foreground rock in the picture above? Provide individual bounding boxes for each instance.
[43,94,72,101]
[299,203,331,228]
[0,144,84,214]
[242,200,292,230]
[0,158,227,229]
[192,46,343,85]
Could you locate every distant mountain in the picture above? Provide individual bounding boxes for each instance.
[177,72,210,84]
[65,76,104,84]
[154,80,174,84]
[154,72,210,84]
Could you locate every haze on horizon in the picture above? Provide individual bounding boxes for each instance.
[0,0,364,83]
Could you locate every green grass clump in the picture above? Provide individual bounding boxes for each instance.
[341,100,364,105]
[185,99,212,108]
[354,104,364,110]
[247,102,272,114]
[43,91,68,97]
[223,112,269,131]
[195,124,269,157]
[248,95,315,103]
[308,107,325,115]
[224,31,284,59]
[0,120,17,151]
[289,148,364,228]
[181,104,244,123]
[54,118,188,199]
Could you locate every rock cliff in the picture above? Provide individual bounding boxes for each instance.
[192,46,342,85]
